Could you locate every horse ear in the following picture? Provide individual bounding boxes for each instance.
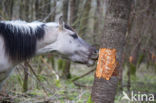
[59,16,64,30]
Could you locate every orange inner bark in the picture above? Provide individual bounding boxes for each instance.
[96,48,117,80]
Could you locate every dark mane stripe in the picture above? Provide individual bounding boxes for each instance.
[0,21,45,61]
[65,24,74,31]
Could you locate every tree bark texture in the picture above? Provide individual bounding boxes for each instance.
[91,0,131,103]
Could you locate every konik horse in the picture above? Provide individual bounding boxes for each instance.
[0,17,98,90]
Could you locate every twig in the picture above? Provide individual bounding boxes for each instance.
[73,82,92,89]
[40,56,60,80]
[42,10,55,22]
[72,68,95,82]
[25,61,53,95]
[42,2,59,22]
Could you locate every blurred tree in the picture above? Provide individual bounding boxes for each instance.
[19,0,29,21]
[35,0,51,21]
[45,0,57,70]
[69,0,79,27]
[0,0,14,20]
[125,0,156,92]
[35,0,40,19]
[3,0,14,19]
[62,0,69,22]
[19,0,32,92]
[93,0,102,47]
[93,0,100,44]
[23,63,29,92]
[62,0,71,79]
[44,0,51,21]
[91,0,132,102]
[51,0,56,21]
[62,0,81,79]
[79,0,91,35]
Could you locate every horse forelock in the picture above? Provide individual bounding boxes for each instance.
[0,20,46,62]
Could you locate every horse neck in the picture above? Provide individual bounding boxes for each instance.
[36,23,59,55]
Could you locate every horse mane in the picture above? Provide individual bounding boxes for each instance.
[0,20,45,62]
[64,24,74,31]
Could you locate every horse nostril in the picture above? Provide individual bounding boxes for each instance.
[90,49,99,60]
[92,49,98,55]
[89,46,98,55]
[93,50,96,54]
[95,50,99,54]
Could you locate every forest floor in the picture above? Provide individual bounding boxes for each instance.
[0,63,156,103]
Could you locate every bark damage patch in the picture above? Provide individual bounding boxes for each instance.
[96,48,118,80]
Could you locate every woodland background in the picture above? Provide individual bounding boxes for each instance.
[0,0,156,103]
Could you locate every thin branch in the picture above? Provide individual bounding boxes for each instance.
[72,68,95,82]
[42,9,55,22]
[40,56,60,80]
[73,82,92,89]
[25,61,53,95]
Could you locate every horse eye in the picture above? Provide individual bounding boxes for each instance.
[71,34,78,39]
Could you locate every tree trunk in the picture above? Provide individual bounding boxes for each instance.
[23,63,29,92]
[63,60,71,79]
[62,0,71,79]
[91,0,131,103]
